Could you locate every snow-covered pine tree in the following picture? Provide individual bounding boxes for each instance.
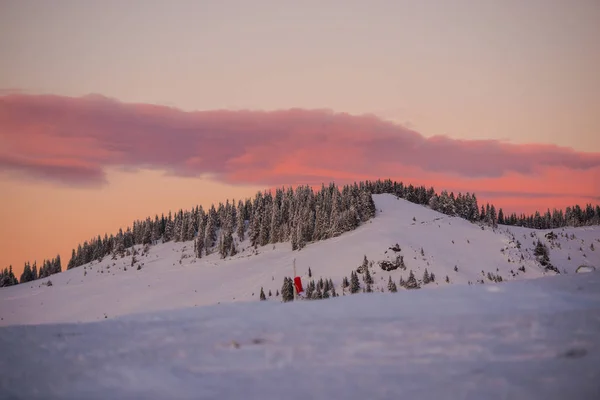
[313,285,323,299]
[195,236,204,258]
[329,187,342,238]
[270,190,282,244]
[249,192,263,248]
[164,213,174,242]
[388,276,398,292]
[281,277,294,302]
[364,264,373,284]
[405,270,420,289]
[260,287,266,301]
[142,222,152,245]
[342,276,349,288]
[423,268,431,284]
[186,212,196,241]
[236,200,245,241]
[204,206,217,254]
[350,271,360,293]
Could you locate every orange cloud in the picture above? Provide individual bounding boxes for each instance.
[1,93,598,211]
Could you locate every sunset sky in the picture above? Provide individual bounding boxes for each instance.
[1,0,599,276]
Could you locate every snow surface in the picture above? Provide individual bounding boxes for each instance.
[1,194,600,398]
[1,194,599,326]
[1,271,600,399]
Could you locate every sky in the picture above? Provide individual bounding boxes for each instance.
[1,0,599,277]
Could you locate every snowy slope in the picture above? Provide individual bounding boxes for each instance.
[1,194,599,326]
[1,271,599,400]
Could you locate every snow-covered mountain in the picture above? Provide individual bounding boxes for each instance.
[1,194,598,326]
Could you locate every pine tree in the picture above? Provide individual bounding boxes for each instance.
[236,200,245,241]
[364,264,373,284]
[308,267,312,278]
[142,222,152,245]
[388,276,397,292]
[423,268,431,284]
[195,236,204,258]
[186,213,196,241]
[350,271,360,293]
[342,276,349,288]
[282,277,294,302]
[358,255,369,273]
[204,209,217,254]
[260,287,266,301]
[164,214,174,242]
[405,270,420,289]
[314,285,323,299]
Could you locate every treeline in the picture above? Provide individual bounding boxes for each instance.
[0,256,62,288]
[364,179,600,228]
[3,178,599,287]
[66,183,376,270]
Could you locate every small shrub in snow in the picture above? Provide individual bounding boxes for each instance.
[45,280,53,286]
[137,265,141,270]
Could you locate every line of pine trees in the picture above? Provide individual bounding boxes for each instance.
[0,255,63,287]
[61,180,595,272]
[364,179,600,228]
[0,266,18,287]
[66,183,376,270]
[3,179,599,287]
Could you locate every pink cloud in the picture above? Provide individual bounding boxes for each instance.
[1,94,599,207]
